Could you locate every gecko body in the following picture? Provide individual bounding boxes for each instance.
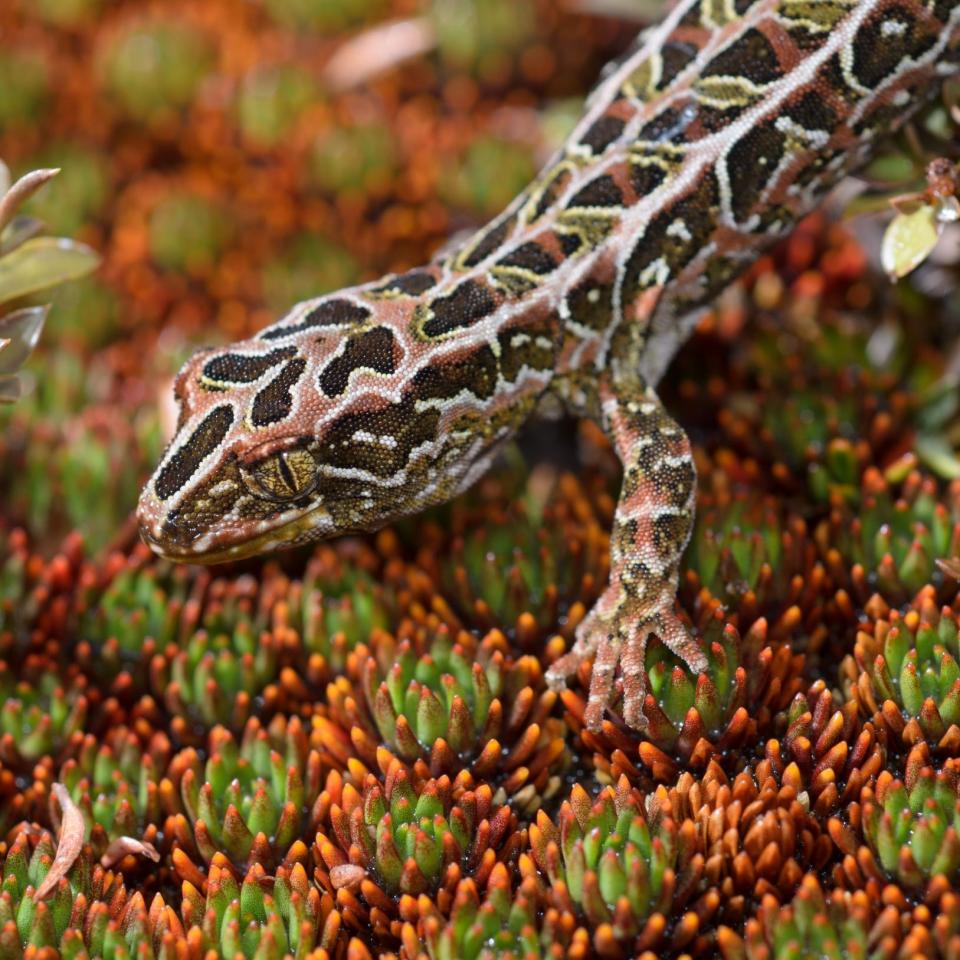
[138,0,960,730]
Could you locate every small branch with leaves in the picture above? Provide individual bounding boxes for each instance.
[0,160,101,403]
[882,157,960,280]
[846,79,960,281]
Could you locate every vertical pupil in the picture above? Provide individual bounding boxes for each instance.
[277,452,298,491]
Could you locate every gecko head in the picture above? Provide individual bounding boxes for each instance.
[136,290,494,564]
[137,349,330,564]
[137,294,405,564]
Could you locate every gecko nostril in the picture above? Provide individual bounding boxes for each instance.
[137,516,175,555]
[156,509,205,549]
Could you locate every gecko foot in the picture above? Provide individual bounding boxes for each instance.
[547,602,707,733]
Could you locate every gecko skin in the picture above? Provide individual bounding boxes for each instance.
[138,0,960,732]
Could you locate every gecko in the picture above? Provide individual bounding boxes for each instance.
[137,0,960,733]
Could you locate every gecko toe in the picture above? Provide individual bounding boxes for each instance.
[657,611,707,674]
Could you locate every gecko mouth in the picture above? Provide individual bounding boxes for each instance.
[138,503,332,566]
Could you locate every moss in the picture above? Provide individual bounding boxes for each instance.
[438,136,537,219]
[309,122,398,198]
[262,234,361,310]
[21,143,110,236]
[0,53,50,133]
[261,0,389,31]
[98,19,215,123]
[236,65,320,148]
[148,192,233,276]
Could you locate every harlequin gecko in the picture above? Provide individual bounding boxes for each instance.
[138,0,960,732]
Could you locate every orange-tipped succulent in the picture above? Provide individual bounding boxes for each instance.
[528,778,704,956]
[845,588,960,753]
[4,1,960,957]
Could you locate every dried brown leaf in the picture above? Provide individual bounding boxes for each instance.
[101,836,161,868]
[323,18,434,91]
[937,557,960,580]
[33,783,85,901]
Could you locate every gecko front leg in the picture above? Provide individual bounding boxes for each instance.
[547,377,706,732]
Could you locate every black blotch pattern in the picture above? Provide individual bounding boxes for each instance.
[623,421,679,478]
[934,0,954,23]
[251,357,307,427]
[630,161,668,198]
[652,459,697,504]
[412,345,499,401]
[155,405,234,501]
[557,232,584,257]
[421,281,497,338]
[319,327,398,397]
[821,55,864,107]
[637,106,693,144]
[679,2,705,26]
[497,313,557,381]
[659,40,699,87]
[566,279,614,332]
[319,398,440,477]
[652,511,692,556]
[496,242,558,275]
[784,90,839,132]
[786,23,828,53]
[621,171,720,303]
[531,171,573,222]
[202,346,297,385]
[462,219,513,268]
[696,103,750,135]
[579,115,626,154]
[726,121,786,222]
[854,100,914,137]
[261,300,371,340]
[568,175,624,209]
[702,28,782,85]
[373,270,437,296]
[852,5,936,89]
[792,147,844,190]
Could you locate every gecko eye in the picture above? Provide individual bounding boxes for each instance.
[241,446,319,503]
